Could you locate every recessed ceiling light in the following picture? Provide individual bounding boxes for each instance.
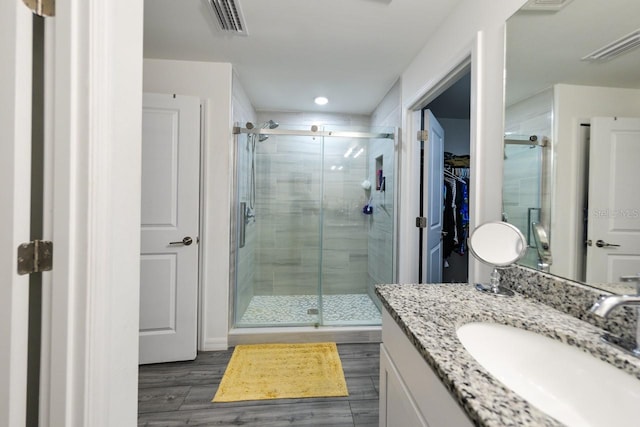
[314,96,329,106]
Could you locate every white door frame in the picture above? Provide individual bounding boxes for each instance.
[400,31,502,285]
[0,3,32,426]
[38,1,144,426]
[403,51,475,284]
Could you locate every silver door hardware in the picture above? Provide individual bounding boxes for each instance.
[22,0,55,17]
[621,275,640,282]
[596,239,620,248]
[17,240,53,275]
[415,217,427,228]
[239,202,247,248]
[417,130,429,142]
[169,237,193,246]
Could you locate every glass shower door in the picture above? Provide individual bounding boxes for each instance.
[234,130,323,327]
[502,141,545,268]
[233,123,395,328]
[319,130,393,326]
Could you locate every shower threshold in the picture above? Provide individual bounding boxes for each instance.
[228,325,381,346]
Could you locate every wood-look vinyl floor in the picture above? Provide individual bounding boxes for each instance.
[138,343,380,427]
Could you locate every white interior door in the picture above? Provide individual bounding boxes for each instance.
[586,117,640,283]
[140,93,201,364]
[422,110,445,283]
[0,2,32,425]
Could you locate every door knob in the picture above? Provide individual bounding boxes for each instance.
[169,236,193,246]
[595,239,620,248]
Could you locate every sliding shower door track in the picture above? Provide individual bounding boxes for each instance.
[233,125,394,140]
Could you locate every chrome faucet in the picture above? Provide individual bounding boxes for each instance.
[590,274,640,357]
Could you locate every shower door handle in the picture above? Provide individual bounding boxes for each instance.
[169,236,193,246]
[239,202,246,248]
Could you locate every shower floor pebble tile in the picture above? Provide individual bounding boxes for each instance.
[238,294,381,325]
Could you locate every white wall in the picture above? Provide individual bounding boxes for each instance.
[441,118,471,156]
[372,79,402,129]
[256,111,370,128]
[232,72,257,126]
[398,0,527,284]
[143,59,233,350]
[552,84,640,280]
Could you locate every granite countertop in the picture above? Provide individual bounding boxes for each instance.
[375,283,640,427]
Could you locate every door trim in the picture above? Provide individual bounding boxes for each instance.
[0,3,32,425]
[406,53,473,284]
[39,1,144,425]
[400,29,506,285]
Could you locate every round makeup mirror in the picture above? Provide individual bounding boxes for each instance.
[468,221,527,296]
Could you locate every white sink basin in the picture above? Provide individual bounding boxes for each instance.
[457,322,640,427]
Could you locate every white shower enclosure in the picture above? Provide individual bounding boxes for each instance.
[232,123,396,327]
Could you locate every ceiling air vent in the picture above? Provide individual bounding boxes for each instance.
[582,29,640,61]
[521,0,574,12]
[208,0,248,35]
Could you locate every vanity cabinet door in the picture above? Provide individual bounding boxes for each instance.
[380,310,473,427]
[379,344,429,427]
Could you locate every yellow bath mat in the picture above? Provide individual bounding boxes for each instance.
[212,342,349,402]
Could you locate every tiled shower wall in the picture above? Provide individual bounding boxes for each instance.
[369,80,400,295]
[251,112,373,297]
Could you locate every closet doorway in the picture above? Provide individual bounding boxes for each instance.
[421,71,471,283]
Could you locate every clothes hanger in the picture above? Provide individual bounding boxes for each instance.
[444,169,466,183]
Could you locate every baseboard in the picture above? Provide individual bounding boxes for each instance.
[200,337,229,351]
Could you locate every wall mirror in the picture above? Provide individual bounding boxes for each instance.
[504,0,640,294]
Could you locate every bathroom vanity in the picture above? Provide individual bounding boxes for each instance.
[376,280,640,427]
[379,308,472,427]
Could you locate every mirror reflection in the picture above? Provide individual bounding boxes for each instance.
[503,0,640,293]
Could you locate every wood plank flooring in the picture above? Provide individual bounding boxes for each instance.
[138,343,380,426]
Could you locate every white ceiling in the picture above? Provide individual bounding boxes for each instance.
[143,0,464,115]
[506,0,640,105]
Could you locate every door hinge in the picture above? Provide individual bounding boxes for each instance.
[415,217,427,228]
[22,0,55,17]
[417,130,428,142]
[17,240,53,275]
